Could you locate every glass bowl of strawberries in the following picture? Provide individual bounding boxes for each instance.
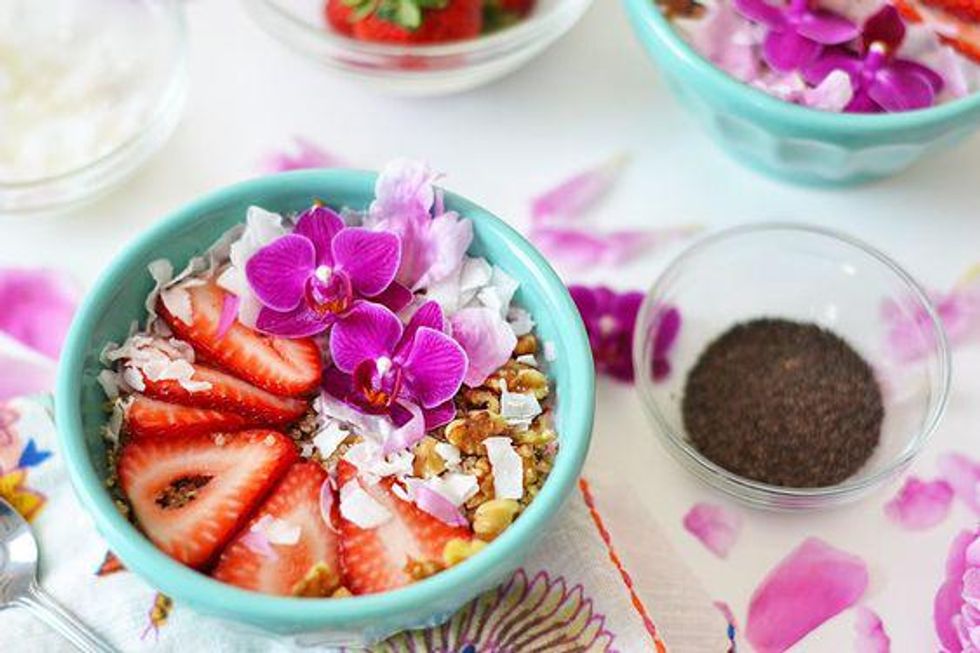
[243,0,593,95]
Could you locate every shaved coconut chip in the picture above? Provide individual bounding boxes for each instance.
[315,392,388,445]
[319,480,338,533]
[313,420,351,460]
[499,381,542,430]
[300,442,314,458]
[415,486,469,527]
[96,369,121,400]
[241,529,277,560]
[476,266,519,318]
[427,472,479,506]
[426,257,492,315]
[484,437,524,500]
[434,442,461,469]
[102,399,125,445]
[516,354,537,367]
[251,514,301,546]
[343,439,414,480]
[105,334,210,393]
[217,206,287,328]
[508,307,535,337]
[340,480,393,529]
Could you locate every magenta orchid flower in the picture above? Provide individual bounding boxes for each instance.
[734,0,859,72]
[803,6,943,113]
[246,205,401,338]
[366,159,473,291]
[935,526,980,652]
[327,301,466,430]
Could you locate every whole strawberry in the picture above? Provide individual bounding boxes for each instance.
[338,0,483,43]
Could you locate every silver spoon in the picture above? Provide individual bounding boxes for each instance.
[0,498,116,652]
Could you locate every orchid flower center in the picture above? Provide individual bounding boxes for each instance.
[864,42,888,77]
[598,315,619,336]
[305,266,353,316]
[352,357,404,412]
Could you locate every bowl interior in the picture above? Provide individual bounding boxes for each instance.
[56,169,594,635]
[634,224,949,507]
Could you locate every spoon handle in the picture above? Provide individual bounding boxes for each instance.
[17,582,117,653]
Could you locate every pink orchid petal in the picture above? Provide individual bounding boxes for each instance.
[450,307,518,388]
[329,302,403,373]
[332,228,401,297]
[372,158,438,222]
[938,452,980,514]
[696,0,762,82]
[798,10,860,44]
[319,478,338,533]
[294,205,345,267]
[259,137,345,173]
[530,155,628,224]
[683,503,741,558]
[424,400,456,430]
[854,606,891,653]
[862,5,906,51]
[400,327,467,408]
[403,301,446,345]
[382,401,425,456]
[746,538,869,653]
[0,336,58,401]
[733,0,784,27]
[0,268,79,359]
[531,226,697,268]
[255,304,332,338]
[240,529,278,560]
[216,293,241,341]
[413,212,473,290]
[935,529,980,651]
[373,282,414,314]
[884,477,953,530]
[763,29,823,73]
[245,234,315,312]
[869,68,936,112]
[414,485,469,527]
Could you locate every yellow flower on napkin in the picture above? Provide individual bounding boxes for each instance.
[0,468,45,521]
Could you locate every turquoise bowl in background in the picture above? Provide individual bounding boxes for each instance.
[622,0,980,185]
[55,170,595,646]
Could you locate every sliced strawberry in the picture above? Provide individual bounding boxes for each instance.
[352,0,482,44]
[325,0,356,35]
[135,364,309,426]
[118,430,298,569]
[158,281,322,398]
[336,460,472,594]
[126,395,250,439]
[498,0,534,17]
[212,462,341,596]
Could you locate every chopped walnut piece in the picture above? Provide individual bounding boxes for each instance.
[405,557,445,581]
[291,562,342,598]
[460,387,500,413]
[413,436,447,478]
[514,334,538,356]
[332,587,353,598]
[445,411,508,455]
[443,538,488,567]
[513,368,549,399]
[473,499,521,541]
[515,427,556,447]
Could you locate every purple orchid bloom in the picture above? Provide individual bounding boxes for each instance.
[570,285,680,384]
[734,0,859,72]
[327,300,466,430]
[803,6,943,112]
[245,205,401,338]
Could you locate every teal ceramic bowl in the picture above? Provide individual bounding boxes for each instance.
[622,0,980,185]
[55,170,595,647]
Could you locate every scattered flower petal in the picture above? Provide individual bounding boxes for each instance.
[216,293,241,341]
[682,503,741,558]
[339,479,393,529]
[884,476,953,530]
[259,137,345,173]
[451,307,517,388]
[0,268,79,360]
[413,485,469,527]
[240,529,277,560]
[530,226,697,268]
[216,206,287,328]
[938,451,980,514]
[934,526,980,652]
[484,436,524,500]
[855,606,891,653]
[380,401,425,456]
[530,155,629,224]
[746,537,869,653]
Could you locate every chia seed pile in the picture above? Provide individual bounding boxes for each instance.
[682,318,884,488]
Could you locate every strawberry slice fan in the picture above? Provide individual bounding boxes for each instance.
[896,0,980,62]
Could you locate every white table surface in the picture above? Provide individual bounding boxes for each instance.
[3,1,980,650]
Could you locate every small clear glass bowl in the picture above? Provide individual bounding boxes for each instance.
[633,224,951,510]
[243,0,593,96]
[0,0,187,215]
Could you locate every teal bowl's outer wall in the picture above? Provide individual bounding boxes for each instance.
[55,170,595,644]
[622,0,980,185]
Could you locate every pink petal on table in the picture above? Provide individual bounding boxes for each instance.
[0,268,79,360]
[938,452,980,514]
[854,606,891,653]
[746,537,869,653]
[414,485,469,527]
[0,337,58,401]
[216,293,241,341]
[259,137,345,173]
[450,307,517,388]
[683,503,741,558]
[883,476,954,530]
[530,155,629,224]
[530,225,698,268]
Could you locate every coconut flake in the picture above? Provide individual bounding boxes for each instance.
[340,480,392,529]
[96,369,121,400]
[105,334,211,393]
[241,529,277,560]
[252,514,301,546]
[216,206,287,328]
[434,442,461,470]
[499,381,542,430]
[516,354,538,368]
[312,419,351,461]
[484,436,524,500]
[508,307,535,337]
[319,479,338,533]
[343,439,414,480]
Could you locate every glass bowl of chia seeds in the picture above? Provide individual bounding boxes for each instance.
[634,223,951,510]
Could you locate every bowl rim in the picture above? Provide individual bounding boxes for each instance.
[0,0,188,200]
[633,222,952,502]
[243,0,593,60]
[622,0,980,133]
[55,169,595,627]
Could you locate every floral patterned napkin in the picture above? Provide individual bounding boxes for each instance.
[0,392,730,651]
